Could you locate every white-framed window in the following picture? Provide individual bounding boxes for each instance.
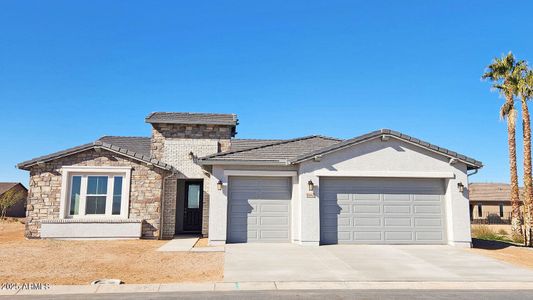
[60,167,131,219]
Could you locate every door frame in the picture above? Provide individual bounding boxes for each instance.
[183,180,203,233]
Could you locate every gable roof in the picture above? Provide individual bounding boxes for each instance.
[0,182,26,195]
[145,112,238,126]
[98,136,151,157]
[469,183,523,202]
[199,135,342,165]
[17,137,172,171]
[289,129,483,169]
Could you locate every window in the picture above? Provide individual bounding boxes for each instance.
[187,184,201,209]
[477,203,483,218]
[86,176,108,215]
[61,167,130,218]
[499,203,504,218]
[69,176,81,215]
[112,176,123,215]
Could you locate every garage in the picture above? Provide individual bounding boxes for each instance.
[320,177,446,244]
[227,176,292,243]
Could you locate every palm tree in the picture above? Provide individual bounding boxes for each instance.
[518,68,533,246]
[482,52,524,235]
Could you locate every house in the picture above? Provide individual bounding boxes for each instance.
[17,112,482,247]
[468,183,522,222]
[0,182,28,218]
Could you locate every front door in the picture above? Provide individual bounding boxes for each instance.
[183,181,203,232]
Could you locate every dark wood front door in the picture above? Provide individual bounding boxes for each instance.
[183,181,203,232]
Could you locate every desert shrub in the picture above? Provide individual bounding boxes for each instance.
[471,225,508,242]
[498,229,508,236]
[487,213,502,224]
[511,232,525,244]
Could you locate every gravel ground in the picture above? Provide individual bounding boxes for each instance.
[0,221,223,285]
[469,238,533,269]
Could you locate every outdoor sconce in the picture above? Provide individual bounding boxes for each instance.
[188,151,195,160]
[217,180,223,191]
[457,182,464,193]
[308,180,314,192]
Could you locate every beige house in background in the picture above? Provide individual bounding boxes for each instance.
[468,183,523,221]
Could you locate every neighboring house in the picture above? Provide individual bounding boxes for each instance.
[17,112,482,247]
[0,182,28,217]
[468,183,523,223]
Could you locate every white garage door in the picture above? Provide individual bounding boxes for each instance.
[227,177,291,243]
[320,178,446,244]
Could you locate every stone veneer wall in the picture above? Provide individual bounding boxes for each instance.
[151,123,233,238]
[25,149,169,239]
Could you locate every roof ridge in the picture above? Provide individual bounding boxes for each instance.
[98,135,150,139]
[289,129,483,168]
[17,140,171,171]
[232,138,284,141]
[314,135,343,141]
[200,135,323,160]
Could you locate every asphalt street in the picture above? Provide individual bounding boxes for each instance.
[4,290,533,300]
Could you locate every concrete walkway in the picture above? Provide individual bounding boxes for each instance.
[156,235,199,252]
[224,243,533,282]
[4,281,533,296]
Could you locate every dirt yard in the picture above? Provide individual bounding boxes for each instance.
[0,220,223,285]
[469,239,533,270]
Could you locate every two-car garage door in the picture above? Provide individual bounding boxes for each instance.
[320,178,446,244]
[226,176,446,244]
[227,177,291,243]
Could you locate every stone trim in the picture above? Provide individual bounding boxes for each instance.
[41,219,142,224]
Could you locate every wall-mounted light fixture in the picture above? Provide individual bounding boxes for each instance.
[308,180,314,192]
[188,151,195,160]
[457,182,464,193]
[217,180,223,191]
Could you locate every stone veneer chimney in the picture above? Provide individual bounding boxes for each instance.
[145,112,237,178]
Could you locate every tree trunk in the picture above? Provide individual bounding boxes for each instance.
[508,106,523,235]
[522,98,533,246]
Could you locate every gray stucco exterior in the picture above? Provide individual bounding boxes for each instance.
[208,136,474,247]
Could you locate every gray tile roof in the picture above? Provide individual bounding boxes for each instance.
[98,136,151,157]
[17,137,172,171]
[290,129,483,169]
[230,139,284,151]
[145,112,238,126]
[199,136,342,164]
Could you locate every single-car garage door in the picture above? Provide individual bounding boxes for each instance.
[320,178,446,244]
[227,177,291,243]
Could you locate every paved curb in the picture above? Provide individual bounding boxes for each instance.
[5,281,533,296]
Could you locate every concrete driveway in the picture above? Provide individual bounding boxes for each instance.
[224,243,533,282]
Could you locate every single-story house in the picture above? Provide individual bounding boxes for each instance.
[17,112,482,247]
[0,182,28,218]
[468,183,522,221]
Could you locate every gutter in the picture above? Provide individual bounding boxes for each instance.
[197,159,290,166]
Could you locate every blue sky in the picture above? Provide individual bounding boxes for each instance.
[1,1,532,185]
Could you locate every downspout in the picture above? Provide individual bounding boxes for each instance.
[467,169,479,177]
[159,168,177,240]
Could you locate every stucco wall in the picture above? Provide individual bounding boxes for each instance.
[25,149,169,239]
[207,164,299,245]
[299,137,472,246]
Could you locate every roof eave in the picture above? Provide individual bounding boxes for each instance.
[17,143,173,171]
[290,131,483,169]
[197,159,290,166]
[145,120,237,126]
